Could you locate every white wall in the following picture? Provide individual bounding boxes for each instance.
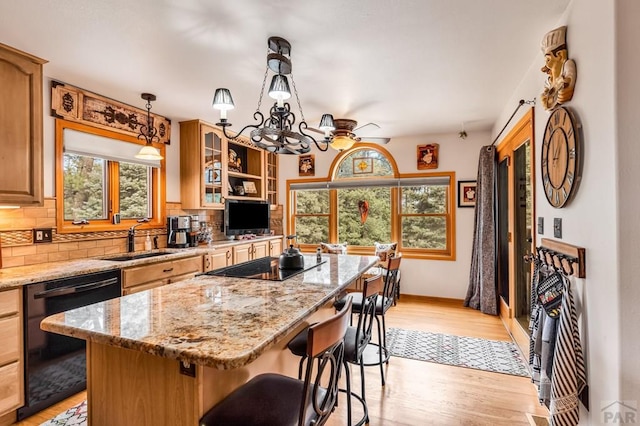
[494,0,628,421]
[615,0,640,406]
[277,130,490,299]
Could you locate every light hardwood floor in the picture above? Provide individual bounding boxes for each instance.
[14,296,548,426]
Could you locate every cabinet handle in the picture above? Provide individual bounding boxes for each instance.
[163,267,174,273]
[205,257,210,269]
[226,251,231,259]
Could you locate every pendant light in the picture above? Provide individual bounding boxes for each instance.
[135,93,164,160]
[212,36,333,155]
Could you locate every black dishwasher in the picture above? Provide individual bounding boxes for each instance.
[18,269,121,420]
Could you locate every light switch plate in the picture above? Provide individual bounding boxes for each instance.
[553,218,562,239]
[537,217,544,235]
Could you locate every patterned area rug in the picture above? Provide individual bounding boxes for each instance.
[40,400,87,426]
[386,328,530,377]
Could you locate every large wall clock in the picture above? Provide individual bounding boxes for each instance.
[541,106,581,208]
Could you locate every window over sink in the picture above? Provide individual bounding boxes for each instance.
[55,119,165,233]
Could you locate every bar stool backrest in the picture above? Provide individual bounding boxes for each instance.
[381,256,402,313]
[353,275,382,360]
[302,297,352,425]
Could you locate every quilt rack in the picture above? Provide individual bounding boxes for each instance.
[527,238,586,278]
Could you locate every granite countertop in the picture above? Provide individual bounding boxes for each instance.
[0,248,204,290]
[0,235,284,290]
[41,254,378,370]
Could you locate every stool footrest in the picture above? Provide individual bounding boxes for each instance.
[339,388,369,426]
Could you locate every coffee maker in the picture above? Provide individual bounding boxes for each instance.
[167,216,191,248]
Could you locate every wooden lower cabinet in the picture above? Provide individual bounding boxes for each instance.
[203,249,232,272]
[269,238,283,257]
[232,241,269,264]
[0,288,23,421]
[122,256,202,295]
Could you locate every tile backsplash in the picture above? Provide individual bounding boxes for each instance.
[0,199,283,268]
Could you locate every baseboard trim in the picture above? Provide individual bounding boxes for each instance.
[0,410,16,426]
[399,294,465,304]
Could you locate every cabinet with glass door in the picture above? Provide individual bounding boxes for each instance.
[180,119,269,209]
[180,120,225,209]
[266,151,278,206]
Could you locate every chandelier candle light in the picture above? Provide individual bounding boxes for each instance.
[135,93,164,160]
[212,36,335,155]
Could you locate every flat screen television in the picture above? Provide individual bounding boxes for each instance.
[224,199,270,236]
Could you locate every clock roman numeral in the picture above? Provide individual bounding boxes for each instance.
[562,187,568,198]
[562,112,567,126]
[555,191,560,205]
[542,158,548,168]
[568,172,574,185]
[567,128,573,139]
[569,148,576,159]
[554,113,560,125]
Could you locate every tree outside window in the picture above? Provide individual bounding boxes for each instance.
[288,146,455,260]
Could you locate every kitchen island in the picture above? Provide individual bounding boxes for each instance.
[41,254,378,425]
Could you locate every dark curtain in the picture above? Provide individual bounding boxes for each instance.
[464,145,498,315]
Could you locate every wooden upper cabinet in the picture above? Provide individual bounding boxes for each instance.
[180,119,267,209]
[0,43,47,206]
[180,120,225,209]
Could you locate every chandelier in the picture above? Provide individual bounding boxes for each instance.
[212,37,334,155]
[135,93,164,160]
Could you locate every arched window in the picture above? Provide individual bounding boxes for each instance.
[287,145,455,260]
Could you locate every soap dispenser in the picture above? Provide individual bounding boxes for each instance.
[144,232,152,251]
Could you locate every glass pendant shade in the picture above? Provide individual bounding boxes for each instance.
[212,88,235,111]
[135,144,164,160]
[268,75,291,101]
[330,135,356,151]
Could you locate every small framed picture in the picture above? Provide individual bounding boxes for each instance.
[353,157,373,174]
[458,180,477,208]
[299,154,315,176]
[417,143,439,170]
[243,181,257,194]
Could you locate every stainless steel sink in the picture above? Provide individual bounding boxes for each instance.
[102,252,170,262]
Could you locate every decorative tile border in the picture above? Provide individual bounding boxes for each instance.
[0,228,167,247]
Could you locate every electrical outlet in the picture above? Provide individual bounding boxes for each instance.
[553,218,562,239]
[537,217,544,235]
[33,228,53,243]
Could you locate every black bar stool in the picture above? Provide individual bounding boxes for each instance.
[335,255,402,386]
[199,298,352,426]
[288,275,382,426]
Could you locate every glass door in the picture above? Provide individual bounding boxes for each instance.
[514,141,533,330]
[497,157,510,305]
[495,109,535,355]
[203,128,223,207]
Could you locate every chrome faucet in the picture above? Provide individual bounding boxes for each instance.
[128,218,150,253]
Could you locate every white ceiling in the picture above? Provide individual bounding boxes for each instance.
[0,0,570,141]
